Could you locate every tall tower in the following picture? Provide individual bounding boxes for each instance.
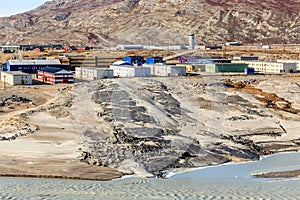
[189,33,195,50]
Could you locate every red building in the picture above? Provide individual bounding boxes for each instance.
[37,67,74,84]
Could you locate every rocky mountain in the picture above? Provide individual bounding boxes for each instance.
[0,0,299,46]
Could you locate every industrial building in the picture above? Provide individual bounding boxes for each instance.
[75,67,114,80]
[116,45,144,50]
[109,66,151,77]
[277,60,300,71]
[124,56,144,66]
[146,57,164,64]
[5,59,65,74]
[245,61,297,73]
[67,56,98,70]
[180,57,231,64]
[205,63,248,73]
[176,64,194,73]
[0,71,32,85]
[145,64,186,77]
[143,45,187,50]
[37,67,74,84]
[233,56,259,61]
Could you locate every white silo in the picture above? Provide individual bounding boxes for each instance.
[189,33,195,50]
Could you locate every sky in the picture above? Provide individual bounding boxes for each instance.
[0,0,49,17]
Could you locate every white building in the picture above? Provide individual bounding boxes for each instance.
[109,66,151,77]
[145,64,186,77]
[143,45,187,51]
[0,45,20,52]
[75,67,114,80]
[116,45,144,50]
[0,71,32,85]
[245,61,297,73]
[277,60,300,71]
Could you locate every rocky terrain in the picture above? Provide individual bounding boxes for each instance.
[74,75,300,177]
[0,74,300,179]
[0,84,122,181]
[0,0,300,46]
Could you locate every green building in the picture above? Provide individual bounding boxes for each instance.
[205,63,248,73]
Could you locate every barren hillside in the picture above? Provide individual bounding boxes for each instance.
[0,0,299,46]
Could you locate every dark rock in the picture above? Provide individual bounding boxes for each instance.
[55,13,70,21]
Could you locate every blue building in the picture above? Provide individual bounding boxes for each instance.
[5,60,67,74]
[124,56,144,66]
[146,57,163,64]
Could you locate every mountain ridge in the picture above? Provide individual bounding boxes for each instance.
[0,0,299,46]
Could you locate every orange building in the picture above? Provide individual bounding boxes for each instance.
[37,67,74,84]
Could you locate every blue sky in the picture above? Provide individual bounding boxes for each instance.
[0,0,49,17]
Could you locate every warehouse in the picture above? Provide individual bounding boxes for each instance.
[0,71,32,85]
[205,63,248,73]
[5,59,65,74]
[110,66,151,77]
[37,67,74,84]
[145,64,186,76]
[246,61,297,73]
[75,67,114,80]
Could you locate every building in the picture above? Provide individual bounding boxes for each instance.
[225,42,241,46]
[195,59,231,64]
[0,45,20,53]
[124,56,144,66]
[109,66,151,77]
[205,45,222,50]
[68,56,98,70]
[145,64,186,77]
[0,71,32,85]
[37,67,74,84]
[5,59,65,74]
[245,61,297,73]
[112,61,133,66]
[116,45,144,50]
[244,68,255,75]
[187,56,221,63]
[176,64,194,73]
[75,67,114,80]
[233,56,259,61]
[277,60,300,71]
[205,63,248,73]
[146,57,164,64]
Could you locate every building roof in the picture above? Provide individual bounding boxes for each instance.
[112,61,133,66]
[39,67,73,74]
[110,65,149,69]
[7,59,61,65]
[1,71,31,76]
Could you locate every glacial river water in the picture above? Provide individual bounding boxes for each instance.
[1,152,300,199]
